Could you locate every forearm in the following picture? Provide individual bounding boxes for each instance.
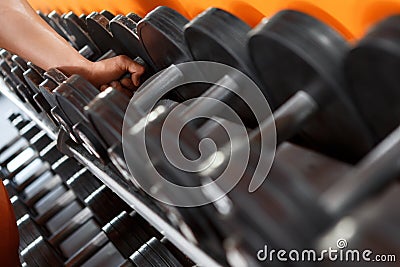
[0,0,91,74]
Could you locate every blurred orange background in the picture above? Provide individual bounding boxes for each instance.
[27,0,400,40]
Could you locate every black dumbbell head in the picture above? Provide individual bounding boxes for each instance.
[127,12,142,23]
[86,12,124,55]
[184,8,256,77]
[345,15,400,143]
[137,6,192,71]
[85,87,129,147]
[248,10,374,162]
[110,15,154,69]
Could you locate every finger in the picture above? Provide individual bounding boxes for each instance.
[126,61,145,87]
[120,77,134,89]
[110,81,124,92]
[100,84,109,91]
[131,70,143,87]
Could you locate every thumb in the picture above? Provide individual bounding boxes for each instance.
[127,61,145,87]
[117,55,145,86]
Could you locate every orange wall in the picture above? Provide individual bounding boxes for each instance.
[27,0,400,40]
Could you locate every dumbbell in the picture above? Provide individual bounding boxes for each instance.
[15,150,81,199]
[183,8,374,163]
[16,147,82,204]
[1,113,53,159]
[1,119,63,178]
[136,6,192,72]
[0,48,13,66]
[83,10,153,82]
[89,66,185,176]
[345,15,400,145]
[14,11,118,116]
[33,168,110,229]
[16,189,79,251]
[47,208,153,257]
[11,54,28,71]
[2,75,24,101]
[0,52,27,102]
[135,6,213,101]
[11,55,55,119]
[123,100,232,263]
[62,211,169,267]
[22,215,141,267]
[0,49,47,113]
[126,91,382,264]
[32,70,98,151]
[63,11,88,33]
[2,116,82,195]
[1,140,49,182]
[85,11,126,56]
[1,137,48,192]
[46,11,75,46]
[21,191,138,267]
[25,61,44,76]
[3,157,70,214]
[59,210,151,267]
[213,115,400,261]
[34,12,144,142]
[20,62,56,125]
[84,87,130,147]
[0,50,59,126]
[47,74,112,162]
[16,167,130,255]
[52,195,129,265]
[102,211,162,258]
[19,170,64,208]
[9,56,43,113]
[5,124,120,227]
[144,120,332,263]
[22,61,48,110]
[0,121,34,165]
[18,58,67,125]
[45,10,100,60]
[320,185,400,267]
[246,10,378,163]
[39,168,129,234]
[48,72,136,165]
[181,8,270,129]
[82,87,131,173]
[112,62,223,179]
[60,11,102,60]
[110,13,155,72]
[184,8,261,86]
[121,238,184,267]
[121,65,254,183]
[10,175,78,250]
[84,89,177,181]
[20,227,125,267]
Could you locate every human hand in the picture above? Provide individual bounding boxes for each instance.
[60,55,146,94]
[88,55,145,92]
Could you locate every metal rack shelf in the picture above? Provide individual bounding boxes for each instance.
[0,80,221,267]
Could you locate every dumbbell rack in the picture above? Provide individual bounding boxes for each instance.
[0,79,221,266]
